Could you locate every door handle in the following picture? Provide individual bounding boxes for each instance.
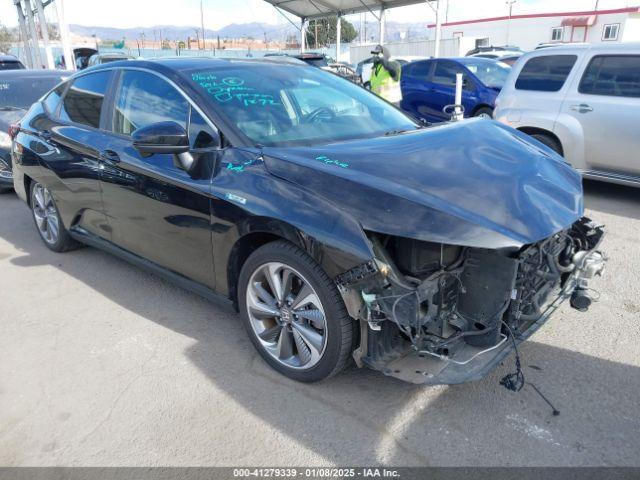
[99,149,120,164]
[570,104,593,113]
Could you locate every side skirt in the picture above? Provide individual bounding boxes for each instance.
[69,227,235,312]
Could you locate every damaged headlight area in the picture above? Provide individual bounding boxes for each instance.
[338,217,605,385]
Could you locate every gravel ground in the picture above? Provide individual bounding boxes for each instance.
[0,180,639,467]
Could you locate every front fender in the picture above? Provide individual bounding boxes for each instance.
[210,149,375,297]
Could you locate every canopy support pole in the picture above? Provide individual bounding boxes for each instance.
[56,0,75,70]
[300,18,306,53]
[23,0,43,68]
[335,13,341,61]
[14,1,34,68]
[379,7,386,45]
[33,0,55,69]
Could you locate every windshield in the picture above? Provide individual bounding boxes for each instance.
[462,60,511,89]
[0,75,66,109]
[187,64,418,147]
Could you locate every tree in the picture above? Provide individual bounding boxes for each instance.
[0,24,15,53]
[306,16,357,47]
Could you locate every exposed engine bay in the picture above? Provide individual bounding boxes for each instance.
[338,217,606,384]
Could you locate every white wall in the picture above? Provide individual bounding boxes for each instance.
[430,11,635,51]
[350,38,461,64]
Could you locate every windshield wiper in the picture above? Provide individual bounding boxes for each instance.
[383,128,410,136]
[0,106,24,112]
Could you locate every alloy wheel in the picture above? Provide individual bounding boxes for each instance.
[32,184,60,245]
[246,262,327,370]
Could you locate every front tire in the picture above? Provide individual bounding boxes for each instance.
[238,241,354,382]
[530,133,563,156]
[473,106,494,119]
[30,182,79,252]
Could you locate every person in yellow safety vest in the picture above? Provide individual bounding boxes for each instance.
[369,45,402,106]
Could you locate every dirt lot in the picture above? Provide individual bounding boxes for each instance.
[1,180,639,466]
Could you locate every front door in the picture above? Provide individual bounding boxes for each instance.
[100,69,220,288]
[561,53,640,176]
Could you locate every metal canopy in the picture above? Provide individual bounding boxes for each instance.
[264,0,427,21]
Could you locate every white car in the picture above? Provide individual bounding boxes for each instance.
[494,43,640,187]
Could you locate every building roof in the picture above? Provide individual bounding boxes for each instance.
[427,6,640,28]
[264,0,428,20]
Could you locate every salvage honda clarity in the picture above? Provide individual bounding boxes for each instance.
[10,58,606,384]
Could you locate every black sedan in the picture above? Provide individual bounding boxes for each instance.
[0,69,70,192]
[10,58,605,384]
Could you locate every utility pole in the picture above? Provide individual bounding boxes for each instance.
[200,0,205,50]
[506,0,517,45]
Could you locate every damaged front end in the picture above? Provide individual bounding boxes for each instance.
[338,217,606,385]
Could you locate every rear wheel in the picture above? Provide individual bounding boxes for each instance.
[473,106,494,119]
[530,133,563,156]
[30,182,79,252]
[238,241,354,382]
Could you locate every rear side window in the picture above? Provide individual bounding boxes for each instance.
[113,70,189,136]
[59,71,111,128]
[515,55,577,92]
[43,83,67,115]
[403,61,431,78]
[579,55,640,98]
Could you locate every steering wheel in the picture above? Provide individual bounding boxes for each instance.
[304,107,336,123]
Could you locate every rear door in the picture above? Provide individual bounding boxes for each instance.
[100,69,219,288]
[561,53,640,176]
[38,70,114,239]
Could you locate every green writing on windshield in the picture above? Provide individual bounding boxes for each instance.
[191,73,279,107]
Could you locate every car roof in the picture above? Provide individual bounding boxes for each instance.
[0,68,70,79]
[84,56,308,74]
[530,42,640,54]
[452,57,505,66]
[0,53,21,61]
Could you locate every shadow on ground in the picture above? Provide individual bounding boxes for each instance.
[2,193,639,466]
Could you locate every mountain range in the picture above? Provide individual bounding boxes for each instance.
[69,20,429,43]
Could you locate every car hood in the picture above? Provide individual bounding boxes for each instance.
[262,119,583,249]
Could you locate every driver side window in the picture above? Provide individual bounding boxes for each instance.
[113,70,189,136]
[432,61,471,90]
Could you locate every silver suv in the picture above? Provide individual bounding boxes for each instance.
[494,43,640,187]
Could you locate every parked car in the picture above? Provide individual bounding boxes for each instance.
[471,51,523,65]
[10,58,605,384]
[0,54,25,70]
[400,57,511,122]
[292,53,331,67]
[357,55,428,88]
[465,45,523,56]
[0,69,70,192]
[494,43,640,187]
[87,52,134,68]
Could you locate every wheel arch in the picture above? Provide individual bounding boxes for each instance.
[222,214,374,310]
[517,127,565,156]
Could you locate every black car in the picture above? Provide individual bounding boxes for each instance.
[10,58,605,384]
[0,69,70,192]
[0,54,25,70]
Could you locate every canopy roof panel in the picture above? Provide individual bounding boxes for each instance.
[264,0,429,20]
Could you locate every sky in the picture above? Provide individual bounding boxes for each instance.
[0,0,636,30]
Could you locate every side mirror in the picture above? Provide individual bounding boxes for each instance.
[132,121,189,155]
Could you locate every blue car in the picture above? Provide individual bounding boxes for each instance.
[400,57,511,122]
